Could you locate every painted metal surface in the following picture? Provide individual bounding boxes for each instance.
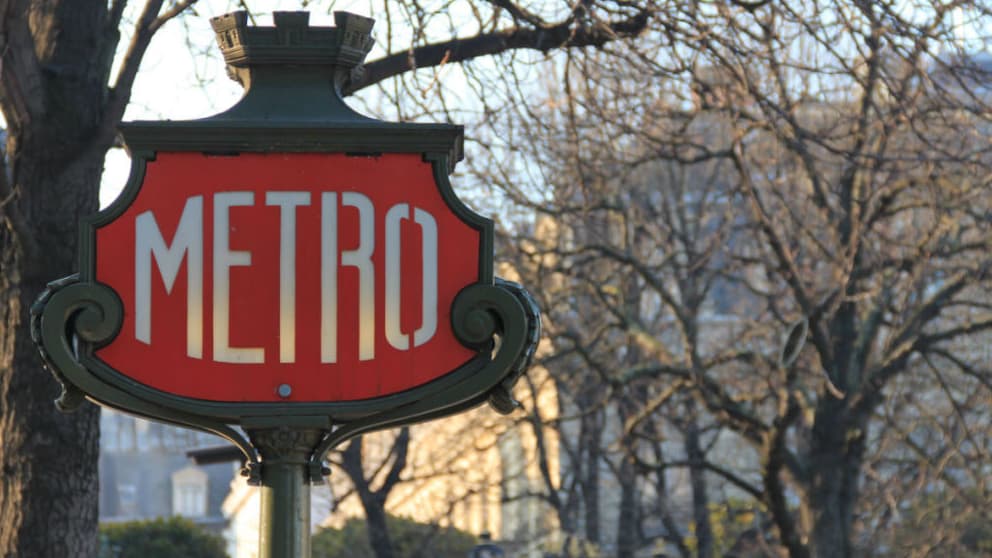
[31,10,541,558]
[33,5,539,470]
[93,151,480,402]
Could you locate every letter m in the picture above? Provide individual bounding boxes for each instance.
[135,196,204,358]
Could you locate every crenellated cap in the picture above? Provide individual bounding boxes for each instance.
[210,11,374,69]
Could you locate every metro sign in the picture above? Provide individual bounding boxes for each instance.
[34,13,539,554]
[34,129,536,431]
[95,152,479,403]
[33,11,538,475]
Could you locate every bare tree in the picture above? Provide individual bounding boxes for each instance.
[336,428,411,558]
[465,2,992,557]
[0,1,662,556]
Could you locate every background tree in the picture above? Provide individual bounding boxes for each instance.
[336,428,411,558]
[450,1,992,557]
[0,1,659,556]
[0,4,201,556]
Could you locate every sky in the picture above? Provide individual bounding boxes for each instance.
[101,1,376,207]
[99,1,991,209]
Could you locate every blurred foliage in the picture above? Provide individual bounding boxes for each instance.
[538,534,603,557]
[687,499,769,557]
[99,516,227,558]
[884,491,992,557]
[312,514,477,558]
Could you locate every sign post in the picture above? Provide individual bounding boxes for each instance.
[32,11,539,558]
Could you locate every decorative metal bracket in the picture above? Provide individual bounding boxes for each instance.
[31,273,540,485]
[30,274,265,480]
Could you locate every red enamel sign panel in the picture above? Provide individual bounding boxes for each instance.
[95,152,478,402]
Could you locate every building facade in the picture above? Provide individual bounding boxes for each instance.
[99,409,238,536]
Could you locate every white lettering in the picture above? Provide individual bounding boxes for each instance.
[134,196,204,358]
[266,191,311,363]
[384,204,407,350]
[213,192,264,364]
[320,193,338,363]
[341,193,375,361]
[134,191,441,365]
[413,207,438,347]
[385,204,439,350]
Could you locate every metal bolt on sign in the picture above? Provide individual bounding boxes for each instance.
[31,11,540,558]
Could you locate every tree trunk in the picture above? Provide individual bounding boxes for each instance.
[808,398,867,558]
[0,155,105,557]
[615,451,639,558]
[616,397,642,558]
[341,432,411,558]
[685,408,713,558]
[581,407,602,545]
[342,437,397,558]
[0,2,116,555]
[362,495,396,558]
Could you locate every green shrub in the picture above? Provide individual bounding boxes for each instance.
[99,516,227,558]
[312,514,477,558]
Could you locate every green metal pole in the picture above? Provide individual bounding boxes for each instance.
[251,428,322,558]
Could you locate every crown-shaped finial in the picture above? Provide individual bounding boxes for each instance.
[210,11,375,69]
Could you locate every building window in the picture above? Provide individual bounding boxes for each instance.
[171,466,208,518]
[118,483,138,516]
[176,484,206,517]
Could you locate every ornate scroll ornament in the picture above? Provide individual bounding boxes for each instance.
[32,271,539,484]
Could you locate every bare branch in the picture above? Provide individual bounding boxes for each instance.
[0,0,45,130]
[101,0,196,148]
[377,427,410,496]
[483,0,545,26]
[150,0,198,33]
[346,9,652,94]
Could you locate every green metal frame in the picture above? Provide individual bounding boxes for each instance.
[31,10,539,489]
